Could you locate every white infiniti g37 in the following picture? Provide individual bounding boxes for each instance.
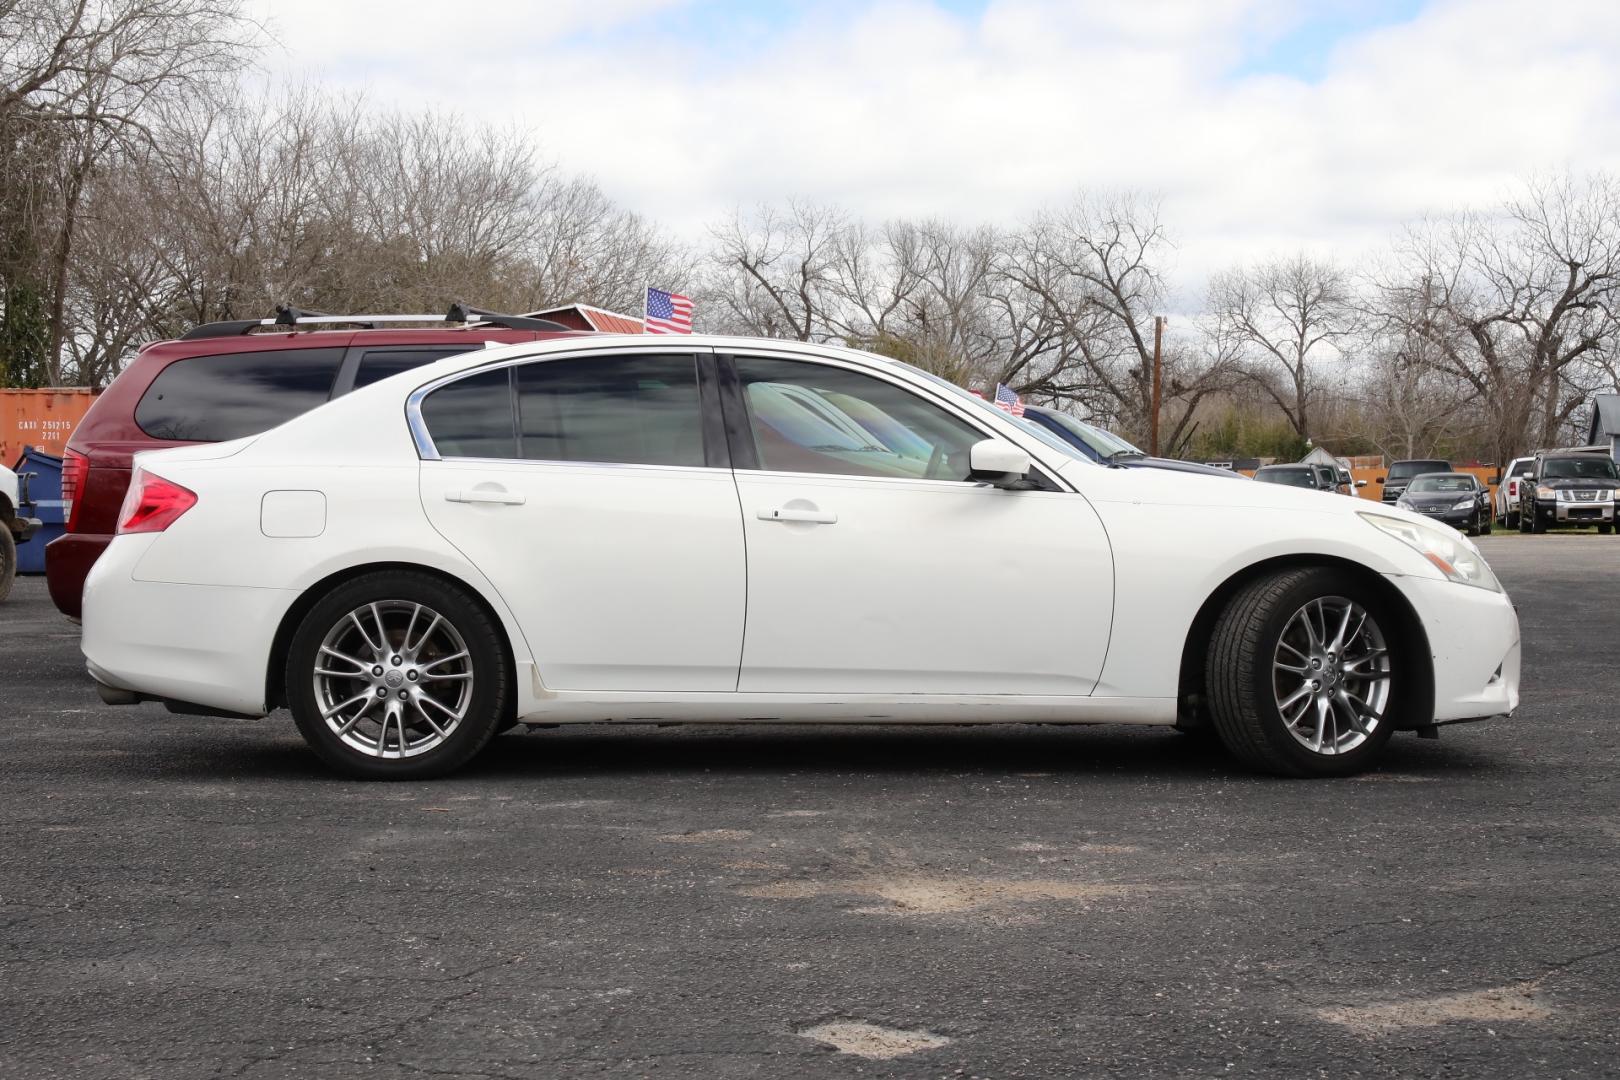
[81,336,1520,779]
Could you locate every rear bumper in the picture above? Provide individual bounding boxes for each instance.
[82,534,288,717]
[45,532,110,619]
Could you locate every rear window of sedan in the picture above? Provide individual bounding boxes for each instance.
[1387,460,1451,482]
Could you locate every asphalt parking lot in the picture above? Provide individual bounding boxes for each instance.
[3,534,1618,1078]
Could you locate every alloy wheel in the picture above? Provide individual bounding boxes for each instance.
[312,600,475,758]
[1271,596,1392,755]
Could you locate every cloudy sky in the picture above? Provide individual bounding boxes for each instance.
[246,0,1620,292]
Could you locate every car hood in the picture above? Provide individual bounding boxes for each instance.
[1535,477,1617,489]
[1059,456,1383,514]
[1120,456,1246,478]
[1401,491,1476,505]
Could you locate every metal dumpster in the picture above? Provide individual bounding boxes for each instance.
[11,446,64,575]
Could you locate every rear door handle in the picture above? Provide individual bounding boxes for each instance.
[758,506,837,524]
[446,489,526,506]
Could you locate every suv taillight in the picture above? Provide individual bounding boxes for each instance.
[1508,480,1518,496]
[117,470,197,534]
[61,448,89,531]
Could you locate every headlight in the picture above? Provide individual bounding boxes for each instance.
[1452,498,1474,510]
[1396,498,1412,509]
[1536,485,1556,499]
[1359,512,1502,592]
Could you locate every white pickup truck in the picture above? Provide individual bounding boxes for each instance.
[1,462,42,602]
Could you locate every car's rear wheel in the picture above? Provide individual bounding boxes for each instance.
[0,525,15,603]
[1206,568,1397,777]
[285,571,510,779]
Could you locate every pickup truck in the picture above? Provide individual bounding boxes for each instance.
[1,463,43,602]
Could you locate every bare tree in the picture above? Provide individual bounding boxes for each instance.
[1209,254,1358,441]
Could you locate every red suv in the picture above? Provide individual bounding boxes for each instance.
[47,305,581,618]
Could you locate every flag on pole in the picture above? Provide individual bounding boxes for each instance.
[643,286,693,335]
[993,383,1025,417]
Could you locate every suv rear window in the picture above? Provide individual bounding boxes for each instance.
[135,348,345,442]
[354,346,482,390]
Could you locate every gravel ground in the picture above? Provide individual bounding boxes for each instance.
[2,533,1617,1078]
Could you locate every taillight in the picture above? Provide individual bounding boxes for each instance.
[1508,480,1518,496]
[61,448,89,532]
[116,470,197,534]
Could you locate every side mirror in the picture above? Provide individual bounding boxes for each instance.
[968,439,1032,486]
[1355,479,1367,488]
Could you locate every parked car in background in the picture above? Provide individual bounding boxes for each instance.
[45,305,578,619]
[1253,464,1335,491]
[1519,450,1620,534]
[1379,458,1453,504]
[81,334,1519,781]
[1,462,42,602]
[1396,472,1492,536]
[1020,405,1244,479]
[1494,456,1536,530]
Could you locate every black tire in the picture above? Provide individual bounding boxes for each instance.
[1519,507,1532,533]
[1532,512,1547,534]
[1205,568,1398,777]
[1507,510,1519,531]
[1466,512,1480,537]
[285,570,510,779]
[1481,515,1492,535]
[0,525,15,604]
[1600,524,1614,536]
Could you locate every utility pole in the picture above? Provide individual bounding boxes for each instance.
[1149,315,1166,456]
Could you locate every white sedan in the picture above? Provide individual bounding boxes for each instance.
[82,336,1520,779]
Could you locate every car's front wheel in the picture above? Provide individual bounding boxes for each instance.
[1206,568,1397,777]
[285,570,510,779]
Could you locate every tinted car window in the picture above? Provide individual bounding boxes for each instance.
[1254,468,1318,488]
[1387,460,1451,482]
[135,348,344,441]
[734,357,984,481]
[421,368,516,459]
[517,355,704,467]
[355,346,482,389]
[1541,456,1620,480]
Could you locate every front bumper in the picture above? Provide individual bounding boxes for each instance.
[1408,505,1478,527]
[1389,573,1520,724]
[82,534,289,717]
[1537,500,1615,525]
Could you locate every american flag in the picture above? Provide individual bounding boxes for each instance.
[644,286,693,335]
[993,383,1025,417]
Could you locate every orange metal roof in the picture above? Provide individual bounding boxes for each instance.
[525,304,644,335]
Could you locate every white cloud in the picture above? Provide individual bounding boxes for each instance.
[246,0,1620,294]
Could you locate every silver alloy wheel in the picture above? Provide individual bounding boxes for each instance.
[1271,595,1392,755]
[312,601,474,759]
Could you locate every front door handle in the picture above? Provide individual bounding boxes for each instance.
[758,506,837,524]
[446,488,526,506]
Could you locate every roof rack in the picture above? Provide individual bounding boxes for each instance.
[179,302,571,340]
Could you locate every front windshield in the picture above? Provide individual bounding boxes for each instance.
[1388,461,1450,482]
[1035,409,1145,457]
[1408,475,1476,493]
[896,363,1093,464]
[1255,468,1317,488]
[1541,456,1620,480]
